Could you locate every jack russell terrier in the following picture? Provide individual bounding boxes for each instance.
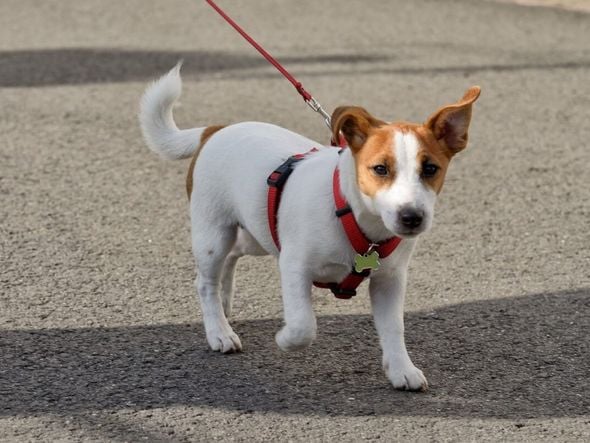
[139,64,480,391]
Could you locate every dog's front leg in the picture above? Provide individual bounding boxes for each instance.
[369,272,428,391]
[275,252,316,351]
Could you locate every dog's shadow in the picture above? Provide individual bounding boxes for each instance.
[1,288,588,419]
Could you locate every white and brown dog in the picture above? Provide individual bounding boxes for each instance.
[140,64,480,391]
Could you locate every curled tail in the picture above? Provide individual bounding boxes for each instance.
[139,63,206,160]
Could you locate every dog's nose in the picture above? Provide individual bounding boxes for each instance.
[399,207,424,229]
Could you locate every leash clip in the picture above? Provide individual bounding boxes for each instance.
[305,97,332,129]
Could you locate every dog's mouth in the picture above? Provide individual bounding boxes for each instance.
[389,220,430,239]
[394,228,424,239]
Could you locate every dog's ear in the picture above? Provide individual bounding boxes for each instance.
[331,106,385,152]
[425,86,481,155]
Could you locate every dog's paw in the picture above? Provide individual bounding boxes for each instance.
[206,327,242,354]
[275,325,315,352]
[385,362,428,392]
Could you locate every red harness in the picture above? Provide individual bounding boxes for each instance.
[267,151,402,299]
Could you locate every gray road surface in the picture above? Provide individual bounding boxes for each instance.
[1,0,589,441]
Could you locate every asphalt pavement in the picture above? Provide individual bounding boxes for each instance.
[1,0,589,441]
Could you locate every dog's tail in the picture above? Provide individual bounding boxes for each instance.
[139,63,206,160]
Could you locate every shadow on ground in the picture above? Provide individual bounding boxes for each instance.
[0,48,386,88]
[1,289,588,418]
[2,48,589,88]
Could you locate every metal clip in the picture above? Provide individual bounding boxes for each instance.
[305,97,332,129]
[367,243,379,254]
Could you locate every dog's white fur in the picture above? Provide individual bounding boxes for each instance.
[140,65,479,391]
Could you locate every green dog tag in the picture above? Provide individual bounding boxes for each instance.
[354,250,381,273]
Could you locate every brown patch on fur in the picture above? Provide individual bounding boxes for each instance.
[331,106,394,197]
[186,125,225,198]
[331,106,386,152]
[413,126,452,194]
[353,126,396,197]
[351,122,454,196]
[337,86,480,198]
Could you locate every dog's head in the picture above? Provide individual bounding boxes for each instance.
[332,86,480,239]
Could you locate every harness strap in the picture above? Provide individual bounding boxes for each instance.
[312,269,370,299]
[266,153,309,249]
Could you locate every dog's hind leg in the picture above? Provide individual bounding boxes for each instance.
[219,227,267,318]
[219,251,240,318]
[193,224,242,353]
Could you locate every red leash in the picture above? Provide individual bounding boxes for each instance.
[204,0,332,129]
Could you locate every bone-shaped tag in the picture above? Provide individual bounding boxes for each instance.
[354,250,380,273]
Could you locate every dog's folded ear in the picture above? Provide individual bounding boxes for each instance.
[331,106,385,152]
[425,86,481,155]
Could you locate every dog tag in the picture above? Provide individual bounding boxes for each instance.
[354,250,380,273]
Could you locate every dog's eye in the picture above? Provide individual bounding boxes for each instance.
[372,165,388,176]
[422,162,439,178]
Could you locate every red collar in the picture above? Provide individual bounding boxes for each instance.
[267,151,402,299]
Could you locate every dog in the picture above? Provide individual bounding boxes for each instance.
[139,64,480,391]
